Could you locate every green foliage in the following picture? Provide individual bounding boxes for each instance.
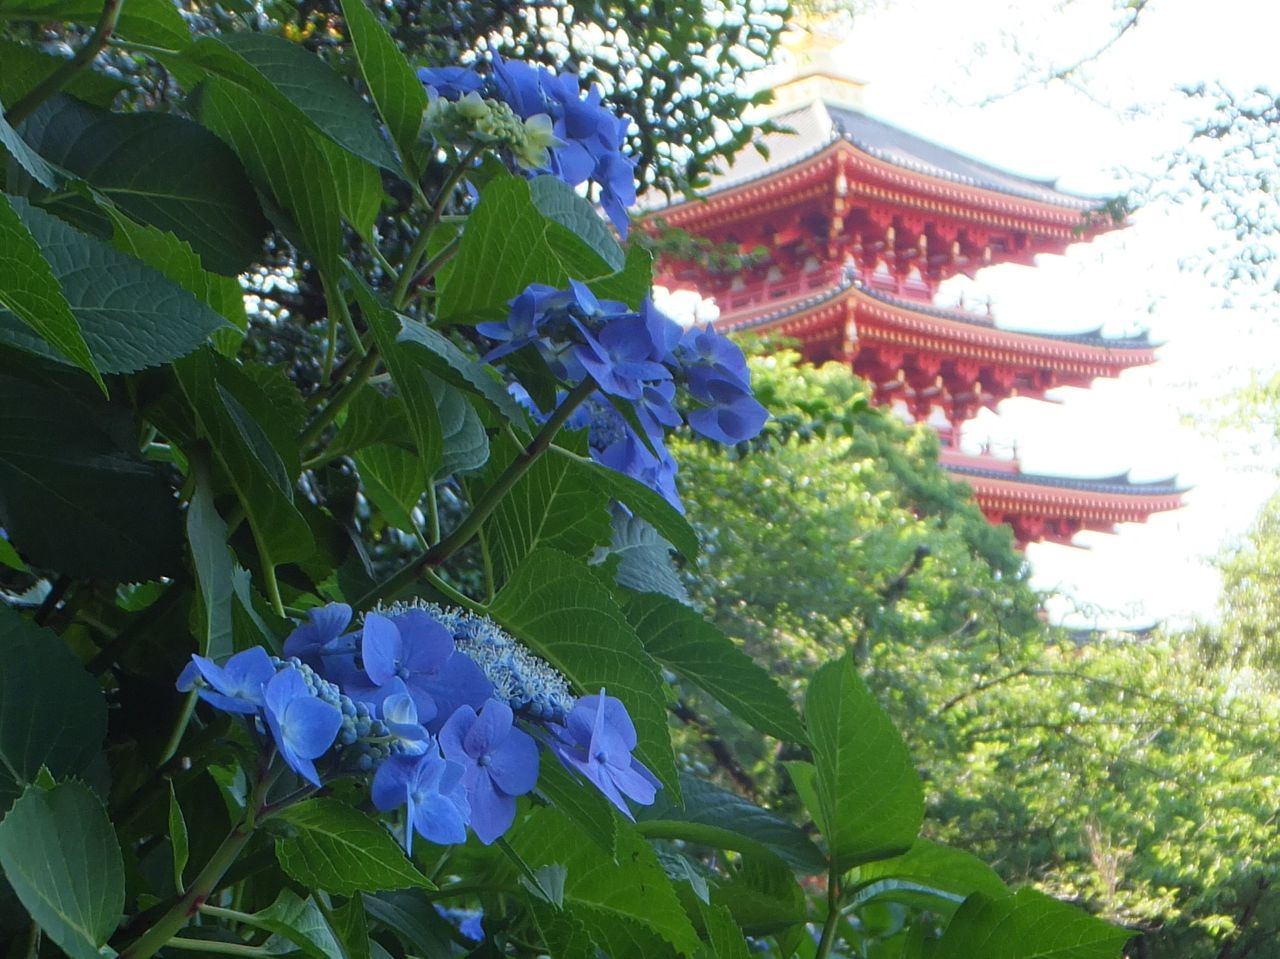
[0,8,1134,959]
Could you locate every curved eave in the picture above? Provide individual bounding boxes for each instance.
[644,140,1114,240]
[949,467,1185,523]
[718,284,1157,376]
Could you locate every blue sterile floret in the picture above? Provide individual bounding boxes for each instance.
[418,56,637,236]
[176,601,659,852]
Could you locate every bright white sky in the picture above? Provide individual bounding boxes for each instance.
[665,0,1280,629]
[844,0,1280,629]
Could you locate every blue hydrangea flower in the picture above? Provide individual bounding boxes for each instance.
[684,368,769,445]
[176,647,275,715]
[597,432,683,513]
[575,316,672,400]
[435,907,484,944]
[379,681,432,756]
[263,666,343,786]
[439,699,540,844]
[477,283,561,362]
[283,603,355,671]
[416,66,485,100]
[417,603,576,722]
[360,608,493,729]
[551,690,660,817]
[372,745,471,854]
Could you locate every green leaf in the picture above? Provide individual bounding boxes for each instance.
[95,194,248,354]
[0,781,124,959]
[0,197,229,373]
[19,95,268,274]
[635,774,825,875]
[0,40,126,108]
[437,175,623,324]
[623,593,805,743]
[174,351,315,566]
[0,606,106,810]
[329,898,371,959]
[554,448,698,559]
[781,761,827,837]
[0,0,191,49]
[482,432,612,585]
[397,316,530,427]
[331,387,413,459]
[273,798,434,896]
[854,839,1008,902]
[698,902,752,959]
[709,855,808,937]
[251,890,344,959]
[431,374,489,478]
[0,532,25,572]
[169,783,190,891]
[362,892,457,956]
[348,274,443,477]
[187,475,236,660]
[317,135,383,241]
[0,376,185,580]
[354,445,424,535]
[511,806,702,956]
[0,97,59,188]
[805,654,923,870]
[605,512,691,605]
[934,888,1132,959]
[489,549,679,798]
[587,244,655,309]
[529,175,625,272]
[196,78,345,276]
[533,750,617,856]
[0,192,100,388]
[527,894,596,959]
[180,33,398,171]
[338,0,427,163]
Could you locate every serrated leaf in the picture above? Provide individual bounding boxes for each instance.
[362,891,457,956]
[553,447,698,559]
[934,888,1132,959]
[530,175,625,272]
[273,799,434,896]
[854,839,1008,902]
[348,274,443,477]
[0,606,106,810]
[330,387,413,459]
[179,33,398,171]
[0,781,124,959]
[511,806,701,956]
[710,855,808,937]
[431,374,488,478]
[0,197,229,373]
[19,95,268,274]
[482,431,612,585]
[396,316,529,427]
[635,775,825,875]
[329,897,371,959]
[187,475,236,660]
[533,750,617,856]
[699,902,752,959]
[0,376,185,581]
[489,549,678,799]
[589,242,654,309]
[806,654,923,870]
[0,192,99,387]
[169,783,190,891]
[355,445,424,535]
[606,511,691,604]
[338,0,427,163]
[0,97,59,188]
[0,532,25,572]
[623,593,805,743]
[250,890,344,959]
[437,175,624,324]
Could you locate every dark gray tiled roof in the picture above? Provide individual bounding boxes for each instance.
[946,463,1185,496]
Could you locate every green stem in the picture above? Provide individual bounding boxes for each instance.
[166,939,271,958]
[426,483,441,544]
[423,569,486,614]
[354,380,596,608]
[5,0,124,125]
[478,527,496,604]
[299,344,382,452]
[392,146,479,310]
[322,312,338,384]
[259,550,286,619]
[325,273,365,358]
[813,863,842,959]
[197,905,256,925]
[158,691,198,766]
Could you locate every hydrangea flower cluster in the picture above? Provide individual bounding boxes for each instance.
[177,603,658,849]
[488,284,767,511]
[418,56,636,236]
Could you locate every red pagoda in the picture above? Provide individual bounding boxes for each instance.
[644,31,1183,548]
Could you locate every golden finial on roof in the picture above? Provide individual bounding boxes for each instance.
[762,12,866,115]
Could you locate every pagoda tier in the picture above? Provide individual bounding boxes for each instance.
[707,275,1154,427]
[939,449,1185,548]
[648,99,1121,299]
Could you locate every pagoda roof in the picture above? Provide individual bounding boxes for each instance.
[648,99,1106,214]
[718,280,1155,356]
[945,463,1186,498]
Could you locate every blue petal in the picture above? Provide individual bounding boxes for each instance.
[361,612,401,685]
